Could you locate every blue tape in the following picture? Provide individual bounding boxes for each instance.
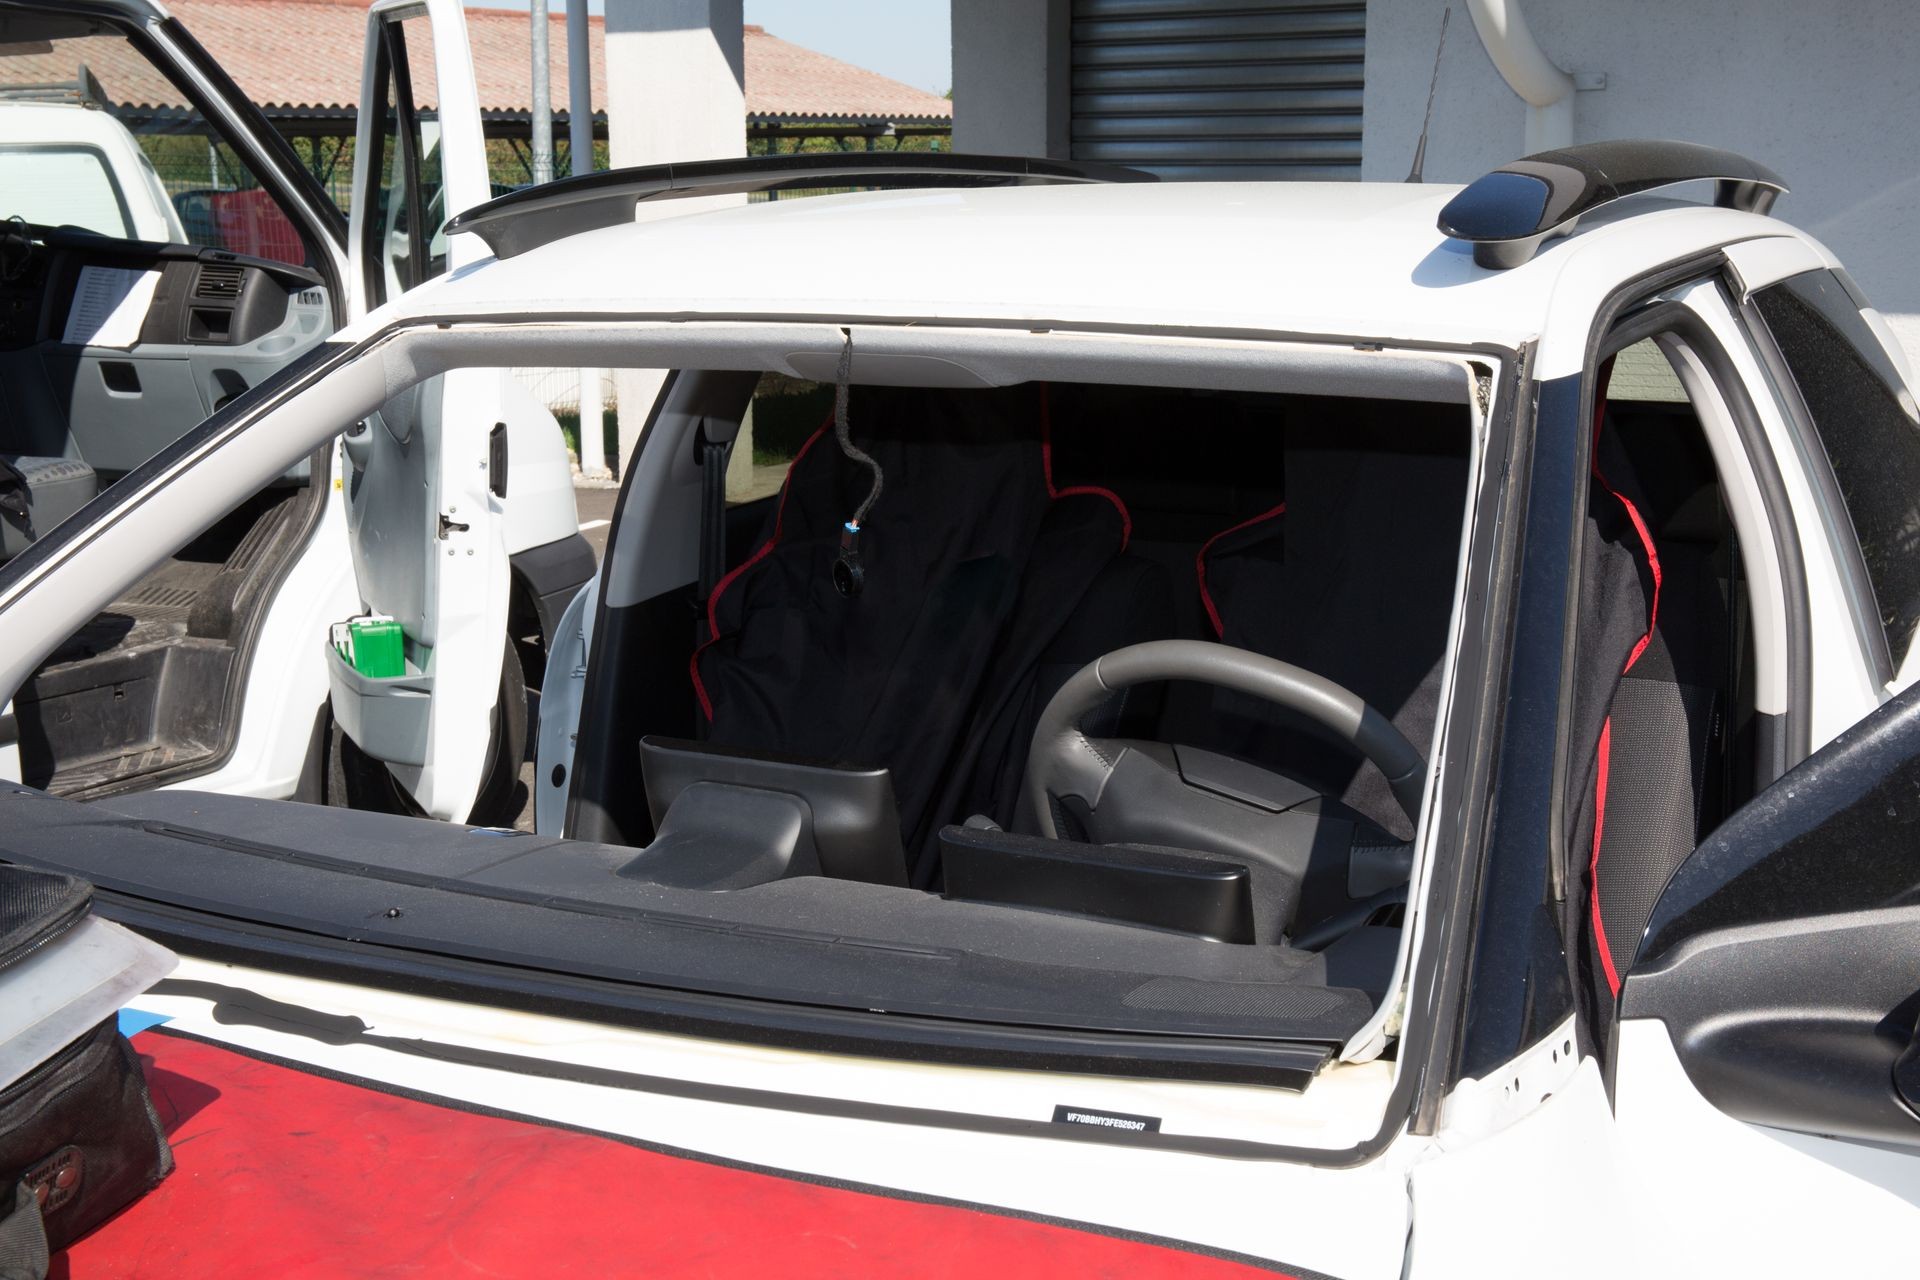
[117,1007,171,1037]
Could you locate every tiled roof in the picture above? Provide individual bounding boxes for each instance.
[738,23,949,123]
[12,1,949,124]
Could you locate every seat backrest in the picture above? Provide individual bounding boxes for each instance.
[1195,418,1472,838]
[1570,389,1730,1008]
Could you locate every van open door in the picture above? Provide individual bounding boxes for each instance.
[349,0,492,314]
[332,0,510,820]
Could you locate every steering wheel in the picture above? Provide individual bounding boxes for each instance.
[1021,640,1428,840]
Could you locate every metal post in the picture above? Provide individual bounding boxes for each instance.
[566,0,594,180]
[530,0,554,184]
[566,0,606,477]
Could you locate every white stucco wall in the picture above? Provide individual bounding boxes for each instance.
[1361,0,1920,361]
[601,0,746,469]
[951,0,1070,158]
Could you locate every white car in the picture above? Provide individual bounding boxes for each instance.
[0,94,186,244]
[0,0,592,825]
[2,119,1919,1276]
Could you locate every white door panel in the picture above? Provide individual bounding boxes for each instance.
[340,368,508,820]
[496,377,581,555]
[335,0,504,818]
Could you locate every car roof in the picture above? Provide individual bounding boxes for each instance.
[0,100,141,143]
[352,178,1800,354]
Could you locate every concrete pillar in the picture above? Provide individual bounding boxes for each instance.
[566,0,607,478]
[602,0,746,473]
[951,0,1070,159]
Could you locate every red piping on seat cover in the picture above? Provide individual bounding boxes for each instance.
[1038,384,1132,550]
[692,390,1136,721]
[1195,504,1288,639]
[689,419,832,720]
[1588,357,1662,995]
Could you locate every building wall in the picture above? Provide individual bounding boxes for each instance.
[1361,0,1920,359]
[602,0,747,469]
[951,0,1070,157]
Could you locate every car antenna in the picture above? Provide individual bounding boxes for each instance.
[832,328,883,597]
[1405,6,1452,183]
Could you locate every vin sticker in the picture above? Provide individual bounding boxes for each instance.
[1051,1105,1161,1133]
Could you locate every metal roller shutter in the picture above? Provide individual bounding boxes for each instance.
[1070,0,1365,181]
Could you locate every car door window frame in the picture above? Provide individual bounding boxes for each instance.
[1442,256,1814,1093]
[360,17,432,308]
[1736,269,1903,689]
[1558,290,1814,1066]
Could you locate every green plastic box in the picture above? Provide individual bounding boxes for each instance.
[348,618,405,679]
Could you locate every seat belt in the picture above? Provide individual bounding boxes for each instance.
[695,420,729,628]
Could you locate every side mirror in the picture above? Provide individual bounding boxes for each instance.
[1620,680,1920,1149]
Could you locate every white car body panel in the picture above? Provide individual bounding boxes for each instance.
[342,184,1793,376]
[1683,284,1886,746]
[1609,1018,1920,1271]
[131,955,1417,1278]
[494,374,582,554]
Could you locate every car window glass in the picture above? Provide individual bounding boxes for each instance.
[1753,271,1920,661]
[0,23,309,265]
[0,146,132,238]
[727,374,831,505]
[363,12,448,306]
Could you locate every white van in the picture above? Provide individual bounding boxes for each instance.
[0,0,593,824]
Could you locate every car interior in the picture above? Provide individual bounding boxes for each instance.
[12,355,1474,1069]
[0,15,339,797]
[0,314,1769,1080]
[1566,335,1762,1016]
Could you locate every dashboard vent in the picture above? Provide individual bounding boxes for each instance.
[194,264,245,301]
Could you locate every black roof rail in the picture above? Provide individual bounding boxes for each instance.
[1437,139,1787,269]
[447,152,1157,259]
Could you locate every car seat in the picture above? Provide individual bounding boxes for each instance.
[691,383,1173,881]
[1190,418,1472,841]
[1566,362,1731,1017]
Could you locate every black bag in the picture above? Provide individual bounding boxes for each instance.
[0,868,172,1275]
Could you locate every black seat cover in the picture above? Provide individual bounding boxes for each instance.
[1566,373,1729,1019]
[692,384,1159,878]
[1193,420,1472,839]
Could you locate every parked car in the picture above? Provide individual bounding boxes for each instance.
[0,0,592,824]
[3,125,1919,1273]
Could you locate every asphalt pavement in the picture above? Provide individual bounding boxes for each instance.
[575,484,619,559]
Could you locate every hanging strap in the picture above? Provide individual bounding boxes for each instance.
[695,420,729,622]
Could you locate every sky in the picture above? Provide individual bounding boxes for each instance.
[466,1,953,97]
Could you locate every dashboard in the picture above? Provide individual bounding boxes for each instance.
[0,221,333,476]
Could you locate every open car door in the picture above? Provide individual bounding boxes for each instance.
[334,0,508,820]
[1610,681,1920,1268]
